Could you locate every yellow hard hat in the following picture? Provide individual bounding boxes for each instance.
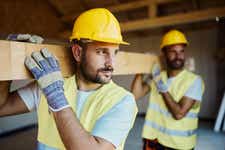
[70,8,129,45]
[160,30,188,49]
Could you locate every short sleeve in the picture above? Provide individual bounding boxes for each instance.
[17,82,41,111]
[184,77,203,101]
[91,95,137,148]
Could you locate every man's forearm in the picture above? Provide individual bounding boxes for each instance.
[0,81,11,106]
[161,92,184,120]
[53,108,113,150]
[131,74,150,100]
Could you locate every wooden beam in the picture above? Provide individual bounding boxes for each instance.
[121,6,225,32]
[61,0,181,22]
[148,0,157,18]
[60,6,225,37]
[0,40,160,81]
[47,0,65,15]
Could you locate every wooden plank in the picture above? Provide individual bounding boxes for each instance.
[47,0,65,15]
[61,0,181,22]
[148,0,157,18]
[121,6,225,32]
[0,40,160,81]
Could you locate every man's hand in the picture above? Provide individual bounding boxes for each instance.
[25,48,70,112]
[151,64,168,93]
[155,79,169,93]
[7,34,44,44]
[0,81,11,106]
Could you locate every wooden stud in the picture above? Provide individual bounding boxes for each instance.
[148,0,157,18]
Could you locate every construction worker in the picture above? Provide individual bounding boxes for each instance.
[0,8,137,150]
[131,30,204,150]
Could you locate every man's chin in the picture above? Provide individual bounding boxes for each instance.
[95,75,112,84]
[171,65,184,70]
[101,77,112,84]
[169,62,184,70]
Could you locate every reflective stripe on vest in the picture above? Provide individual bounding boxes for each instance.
[144,120,197,137]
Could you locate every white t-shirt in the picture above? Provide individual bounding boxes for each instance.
[167,76,203,101]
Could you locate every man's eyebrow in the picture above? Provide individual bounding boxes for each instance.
[95,47,108,50]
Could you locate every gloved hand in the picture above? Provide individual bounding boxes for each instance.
[155,79,169,93]
[25,48,70,112]
[7,34,44,44]
[151,64,168,93]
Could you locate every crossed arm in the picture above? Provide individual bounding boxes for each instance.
[160,92,196,120]
[131,74,197,120]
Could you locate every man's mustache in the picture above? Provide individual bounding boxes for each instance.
[172,59,184,62]
[98,67,114,72]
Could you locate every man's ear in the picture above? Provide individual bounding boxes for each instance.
[159,50,167,70]
[72,44,83,63]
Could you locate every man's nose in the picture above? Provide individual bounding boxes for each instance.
[105,54,115,67]
[176,53,183,59]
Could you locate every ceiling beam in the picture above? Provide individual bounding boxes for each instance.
[148,0,157,18]
[61,0,181,22]
[60,6,225,37]
[47,0,65,16]
[120,6,225,32]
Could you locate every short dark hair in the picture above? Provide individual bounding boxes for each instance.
[71,39,89,50]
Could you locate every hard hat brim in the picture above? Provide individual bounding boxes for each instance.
[70,36,130,45]
[160,42,188,50]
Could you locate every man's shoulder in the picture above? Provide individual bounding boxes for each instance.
[184,70,204,82]
[185,70,198,76]
[110,81,133,96]
[107,81,137,109]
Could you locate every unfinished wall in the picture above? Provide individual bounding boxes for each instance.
[114,27,220,119]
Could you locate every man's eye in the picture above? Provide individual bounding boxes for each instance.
[97,50,106,55]
[96,50,102,53]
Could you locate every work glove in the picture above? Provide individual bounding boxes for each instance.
[155,79,169,93]
[25,48,70,112]
[151,64,168,93]
[7,34,44,44]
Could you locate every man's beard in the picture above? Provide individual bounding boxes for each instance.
[166,58,185,70]
[80,56,113,84]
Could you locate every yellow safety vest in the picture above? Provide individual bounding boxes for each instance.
[37,75,137,150]
[142,70,204,150]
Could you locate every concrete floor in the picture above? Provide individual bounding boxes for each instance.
[0,116,224,150]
